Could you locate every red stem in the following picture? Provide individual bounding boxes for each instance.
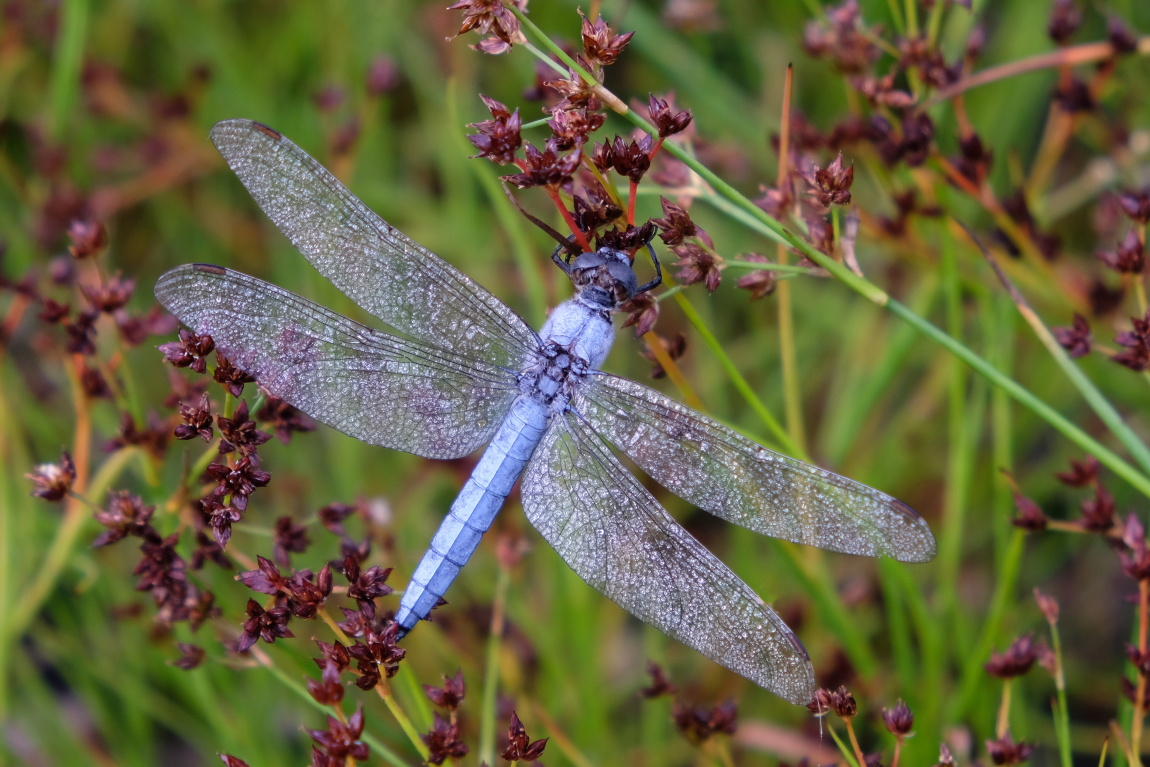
[546,188,590,252]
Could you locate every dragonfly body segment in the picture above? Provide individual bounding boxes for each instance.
[398,394,549,634]
[155,119,937,704]
[401,249,630,633]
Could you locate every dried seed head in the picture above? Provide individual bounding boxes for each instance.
[237,555,291,596]
[802,0,881,74]
[158,329,215,374]
[216,400,272,455]
[273,515,311,567]
[1047,0,1082,45]
[26,451,76,501]
[92,490,156,547]
[1053,76,1096,114]
[572,185,623,232]
[1033,588,1060,625]
[621,291,659,337]
[423,713,469,764]
[801,153,855,207]
[67,219,107,259]
[81,272,135,313]
[672,699,738,744]
[448,0,526,53]
[900,112,935,167]
[1114,308,1150,372]
[1052,314,1092,358]
[1055,455,1099,487]
[1107,17,1139,55]
[1118,188,1150,223]
[735,254,778,301]
[171,643,205,671]
[672,243,721,292]
[307,705,369,763]
[366,55,400,96]
[424,670,466,711]
[882,700,914,737]
[501,710,548,761]
[648,93,693,138]
[307,658,345,706]
[1009,493,1048,532]
[602,133,654,184]
[639,661,677,698]
[256,396,316,444]
[1120,513,1150,581]
[985,635,1042,679]
[212,351,256,396]
[595,221,657,255]
[468,95,523,164]
[1099,229,1145,274]
[547,106,604,150]
[652,196,711,248]
[1077,484,1115,532]
[237,598,294,652]
[175,392,214,442]
[501,139,581,190]
[809,686,857,718]
[580,12,634,66]
[986,734,1034,766]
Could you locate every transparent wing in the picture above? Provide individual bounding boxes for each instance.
[521,410,815,704]
[577,374,937,563]
[208,118,537,370]
[155,264,521,460]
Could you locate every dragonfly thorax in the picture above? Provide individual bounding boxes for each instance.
[520,342,588,412]
[568,247,639,311]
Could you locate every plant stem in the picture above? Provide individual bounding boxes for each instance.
[478,561,509,766]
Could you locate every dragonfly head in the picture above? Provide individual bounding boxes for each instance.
[568,247,640,311]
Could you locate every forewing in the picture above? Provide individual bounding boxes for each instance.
[208,119,537,369]
[521,411,815,704]
[155,264,520,459]
[578,374,937,563]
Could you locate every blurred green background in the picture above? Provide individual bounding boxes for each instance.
[3,0,1150,765]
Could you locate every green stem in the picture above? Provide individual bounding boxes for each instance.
[672,293,800,458]
[478,563,509,766]
[47,0,88,141]
[722,260,816,275]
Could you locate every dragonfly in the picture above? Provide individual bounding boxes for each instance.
[155,119,936,705]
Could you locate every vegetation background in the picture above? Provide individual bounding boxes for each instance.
[2,0,1150,765]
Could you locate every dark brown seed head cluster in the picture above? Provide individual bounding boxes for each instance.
[460,12,715,346]
[500,711,547,761]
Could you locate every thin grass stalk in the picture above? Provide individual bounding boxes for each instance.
[478,561,510,766]
[825,720,863,767]
[774,63,807,456]
[1046,612,1073,767]
[672,292,800,457]
[47,0,88,142]
[949,531,1027,721]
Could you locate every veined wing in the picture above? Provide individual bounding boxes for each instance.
[521,410,815,704]
[155,264,520,460]
[209,119,537,370]
[577,374,937,563]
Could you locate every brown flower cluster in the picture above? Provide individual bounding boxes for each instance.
[462,10,714,350]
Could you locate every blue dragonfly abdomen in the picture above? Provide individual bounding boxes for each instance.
[396,394,548,636]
